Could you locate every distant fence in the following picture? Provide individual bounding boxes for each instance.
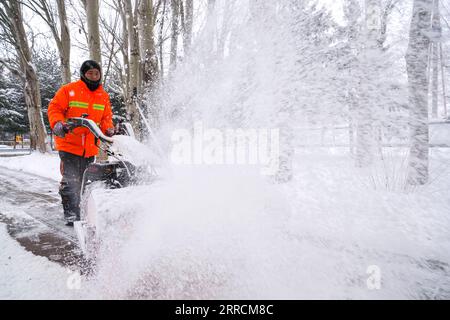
[0,134,28,149]
[294,120,450,148]
[0,131,56,152]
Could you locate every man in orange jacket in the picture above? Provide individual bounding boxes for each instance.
[48,60,115,226]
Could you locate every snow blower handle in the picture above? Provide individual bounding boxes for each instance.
[66,117,114,144]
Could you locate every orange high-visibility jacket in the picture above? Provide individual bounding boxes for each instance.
[48,80,114,158]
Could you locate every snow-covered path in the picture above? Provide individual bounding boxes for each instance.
[0,223,80,299]
[0,165,82,269]
[1,151,450,299]
[0,163,87,299]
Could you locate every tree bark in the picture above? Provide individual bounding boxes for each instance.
[123,0,141,135]
[7,1,48,153]
[405,0,432,186]
[378,0,398,49]
[183,0,193,55]
[431,0,441,118]
[170,0,180,72]
[56,0,71,84]
[355,0,382,167]
[138,0,160,132]
[83,0,102,63]
[138,0,158,87]
[217,0,233,58]
[205,0,216,57]
[117,0,130,101]
[158,0,167,77]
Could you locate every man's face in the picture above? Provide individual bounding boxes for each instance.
[85,68,101,81]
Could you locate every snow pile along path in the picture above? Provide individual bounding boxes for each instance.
[0,152,60,181]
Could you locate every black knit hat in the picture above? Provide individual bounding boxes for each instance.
[80,60,101,76]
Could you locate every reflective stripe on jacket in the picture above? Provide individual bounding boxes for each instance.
[48,79,114,158]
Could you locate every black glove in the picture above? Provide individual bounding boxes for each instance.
[53,121,70,138]
[105,127,115,137]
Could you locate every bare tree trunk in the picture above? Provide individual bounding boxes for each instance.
[217,0,233,58]
[123,0,141,135]
[349,113,355,155]
[431,46,438,118]
[56,0,71,83]
[406,0,432,186]
[82,0,104,158]
[118,0,130,102]
[25,62,48,153]
[355,0,381,167]
[440,45,448,118]
[342,0,361,158]
[7,1,48,153]
[138,0,158,87]
[431,0,441,118]
[205,0,216,56]
[378,0,398,49]
[170,0,180,72]
[83,0,101,63]
[183,0,193,55]
[138,0,160,132]
[125,0,140,95]
[158,0,167,77]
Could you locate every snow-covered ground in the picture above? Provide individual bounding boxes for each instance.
[0,222,78,299]
[1,149,449,299]
[0,146,32,158]
[0,151,60,181]
[0,152,74,299]
[84,150,450,299]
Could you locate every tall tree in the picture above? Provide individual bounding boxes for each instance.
[205,0,216,57]
[430,0,441,118]
[138,0,160,132]
[0,0,48,153]
[339,0,400,162]
[217,0,233,58]
[378,0,400,49]
[340,0,363,156]
[158,0,167,76]
[82,0,102,63]
[170,0,180,72]
[116,0,130,101]
[56,0,71,83]
[405,0,432,185]
[122,0,141,134]
[182,0,193,55]
[138,0,158,88]
[354,0,382,167]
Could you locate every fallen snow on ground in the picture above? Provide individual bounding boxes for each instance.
[84,151,450,299]
[0,222,79,299]
[0,151,60,181]
[1,149,450,299]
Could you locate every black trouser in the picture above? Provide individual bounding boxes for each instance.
[59,151,95,222]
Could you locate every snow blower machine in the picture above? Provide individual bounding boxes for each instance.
[64,115,160,263]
